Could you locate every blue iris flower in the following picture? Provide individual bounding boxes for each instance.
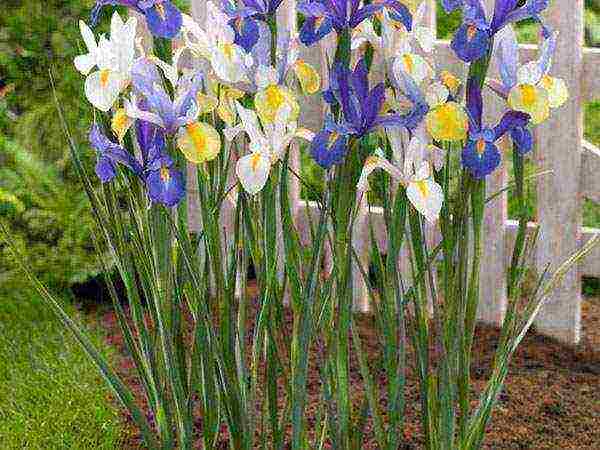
[128,58,204,135]
[219,0,284,52]
[298,0,412,46]
[311,58,428,169]
[461,80,530,178]
[448,0,550,62]
[89,124,142,183]
[89,121,185,207]
[91,0,183,39]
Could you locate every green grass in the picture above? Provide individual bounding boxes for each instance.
[0,288,125,449]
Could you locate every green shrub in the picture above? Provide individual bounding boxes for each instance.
[0,136,103,289]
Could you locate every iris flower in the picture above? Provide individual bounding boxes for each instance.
[91,0,182,39]
[74,12,137,112]
[461,80,530,178]
[219,0,284,52]
[494,26,568,125]
[311,59,428,169]
[423,75,469,142]
[180,5,253,84]
[298,0,412,46]
[357,135,444,223]
[226,103,314,194]
[447,0,550,62]
[352,3,434,66]
[139,120,186,207]
[90,120,186,207]
[89,124,142,182]
[125,58,222,164]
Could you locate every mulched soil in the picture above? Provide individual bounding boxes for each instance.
[94,291,600,449]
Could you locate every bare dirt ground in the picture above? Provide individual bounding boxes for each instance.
[96,293,600,449]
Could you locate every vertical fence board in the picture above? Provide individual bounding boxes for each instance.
[534,0,584,344]
[477,0,508,326]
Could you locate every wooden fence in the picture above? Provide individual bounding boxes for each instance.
[186,0,600,345]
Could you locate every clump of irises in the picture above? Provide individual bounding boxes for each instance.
[12,1,591,449]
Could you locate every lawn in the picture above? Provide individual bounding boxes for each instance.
[0,288,125,449]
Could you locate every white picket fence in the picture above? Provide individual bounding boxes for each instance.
[185,0,600,345]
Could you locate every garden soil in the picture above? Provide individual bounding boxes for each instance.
[95,290,600,449]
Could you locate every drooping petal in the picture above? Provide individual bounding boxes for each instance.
[230,16,260,52]
[85,69,125,111]
[507,83,550,124]
[540,75,568,108]
[177,122,221,163]
[111,107,133,143]
[393,53,434,85]
[96,156,117,183]
[451,23,491,62]
[299,16,334,46]
[406,178,443,223]
[236,152,271,194]
[146,162,186,207]
[142,0,183,39]
[254,84,299,125]
[310,128,348,169]
[495,25,519,90]
[357,154,403,192]
[510,126,533,154]
[461,139,502,179]
[425,101,469,142]
[493,110,530,141]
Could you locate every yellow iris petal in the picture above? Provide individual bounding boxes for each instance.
[177,122,221,164]
[507,83,550,125]
[425,102,469,142]
[254,84,299,125]
[111,108,132,143]
[293,59,321,95]
[541,75,568,109]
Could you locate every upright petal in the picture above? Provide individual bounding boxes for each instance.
[495,25,519,90]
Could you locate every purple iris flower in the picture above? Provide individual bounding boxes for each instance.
[89,124,142,183]
[91,0,182,39]
[461,81,530,178]
[128,58,203,135]
[449,0,550,62]
[89,121,185,207]
[311,58,427,169]
[219,0,283,52]
[136,119,185,207]
[298,0,412,46]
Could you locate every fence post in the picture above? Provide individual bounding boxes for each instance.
[534,0,584,344]
[476,0,508,326]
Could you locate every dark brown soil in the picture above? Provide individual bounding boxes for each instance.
[96,292,600,449]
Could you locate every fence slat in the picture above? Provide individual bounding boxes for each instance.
[476,0,508,326]
[534,0,585,345]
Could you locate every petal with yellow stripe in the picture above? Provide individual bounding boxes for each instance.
[177,122,221,163]
[236,152,271,195]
